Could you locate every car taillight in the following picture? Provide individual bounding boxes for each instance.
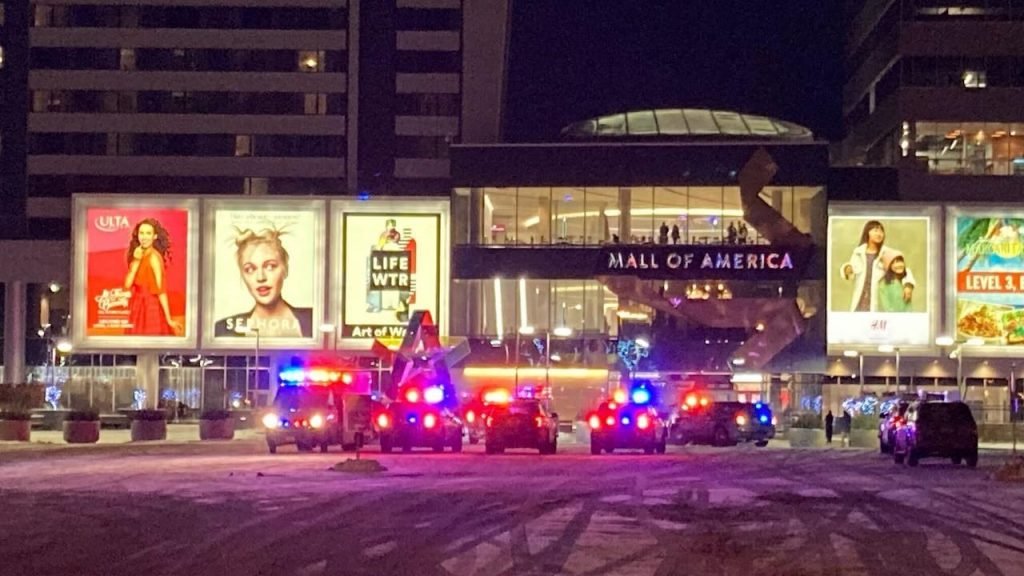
[736,414,747,426]
[466,410,476,424]
[588,415,601,429]
[605,416,615,427]
[376,413,390,428]
[423,413,437,429]
[535,416,544,428]
[637,414,650,430]
[486,416,494,427]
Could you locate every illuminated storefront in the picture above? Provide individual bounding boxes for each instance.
[449,109,830,416]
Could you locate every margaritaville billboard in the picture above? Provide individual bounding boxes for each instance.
[949,207,1024,351]
[71,195,449,351]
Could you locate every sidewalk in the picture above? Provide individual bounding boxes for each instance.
[2,424,263,448]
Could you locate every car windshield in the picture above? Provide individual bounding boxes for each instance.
[273,387,331,410]
[508,401,540,416]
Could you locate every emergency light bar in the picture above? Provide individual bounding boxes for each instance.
[279,367,354,385]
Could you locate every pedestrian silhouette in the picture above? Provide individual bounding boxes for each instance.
[824,410,834,444]
[670,224,681,245]
[727,222,738,245]
[659,222,670,245]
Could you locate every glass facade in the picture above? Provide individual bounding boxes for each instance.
[453,186,822,247]
[915,121,1024,176]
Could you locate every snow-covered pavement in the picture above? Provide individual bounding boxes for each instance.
[2,442,1023,575]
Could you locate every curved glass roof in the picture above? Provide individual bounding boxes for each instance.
[561,108,814,141]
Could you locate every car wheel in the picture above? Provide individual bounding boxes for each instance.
[380,435,393,454]
[549,439,558,454]
[755,440,769,448]
[657,440,667,454]
[951,455,963,465]
[320,442,329,453]
[893,450,905,465]
[451,435,463,453]
[908,450,920,467]
[644,446,655,455]
[604,447,615,454]
[713,427,730,447]
[469,436,480,445]
[590,441,601,455]
[296,441,313,452]
[966,451,978,468]
[402,440,412,453]
[341,443,356,452]
[267,441,277,454]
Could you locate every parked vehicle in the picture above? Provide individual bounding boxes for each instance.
[893,401,978,467]
[878,400,909,454]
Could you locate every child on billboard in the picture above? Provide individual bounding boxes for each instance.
[877,251,913,313]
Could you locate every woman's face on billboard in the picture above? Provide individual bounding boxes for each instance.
[868,225,885,245]
[137,223,156,249]
[239,242,286,307]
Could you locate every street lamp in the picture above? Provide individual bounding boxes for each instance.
[844,350,864,395]
[878,344,900,393]
[936,335,985,399]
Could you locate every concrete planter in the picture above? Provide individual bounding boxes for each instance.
[63,421,100,444]
[199,419,235,441]
[0,419,31,442]
[787,428,825,448]
[849,429,877,448]
[130,420,167,442]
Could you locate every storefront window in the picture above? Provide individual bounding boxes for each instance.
[517,187,551,245]
[585,187,618,245]
[629,186,655,243]
[688,187,723,244]
[551,187,585,244]
[653,187,687,245]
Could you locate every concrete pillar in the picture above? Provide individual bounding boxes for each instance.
[4,281,27,384]
[136,353,160,409]
[618,188,632,242]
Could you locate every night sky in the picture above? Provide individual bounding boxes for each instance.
[504,1,845,142]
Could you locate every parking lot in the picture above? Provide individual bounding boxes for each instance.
[2,440,1024,576]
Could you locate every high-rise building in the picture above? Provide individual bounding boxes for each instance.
[838,0,1024,198]
[0,0,512,386]
[5,0,510,240]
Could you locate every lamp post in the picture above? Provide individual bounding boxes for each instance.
[936,336,984,400]
[878,345,901,393]
[843,350,863,395]
[249,328,261,404]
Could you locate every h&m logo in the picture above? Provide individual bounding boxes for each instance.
[95,215,130,233]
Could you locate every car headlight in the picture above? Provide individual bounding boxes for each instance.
[262,413,280,429]
[310,414,325,429]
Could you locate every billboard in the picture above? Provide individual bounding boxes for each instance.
[202,200,326,349]
[334,200,448,339]
[827,205,939,348]
[950,209,1024,349]
[72,196,199,349]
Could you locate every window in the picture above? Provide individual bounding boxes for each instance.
[962,69,987,88]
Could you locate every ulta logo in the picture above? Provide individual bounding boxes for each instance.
[95,215,130,233]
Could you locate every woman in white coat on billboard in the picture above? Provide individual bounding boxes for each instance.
[841,220,916,312]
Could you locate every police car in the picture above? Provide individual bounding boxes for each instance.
[262,380,339,454]
[373,383,464,453]
[671,391,776,447]
[587,383,668,455]
[483,397,559,454]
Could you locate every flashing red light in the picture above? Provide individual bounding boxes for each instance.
[341,372,353,385]
[699,397,709,407]
[588,414,601,429]
[486,416,494,427]
[605,416,615,427]
[612,389,627,404]
[685,394,698,408]
[404,388,421,403]
[376,413,390,428]
[607,402,617,410]
[423,413,438,429]
[637,414,651,430]
[535,416,544,428]
[736,414,747,426]
[466,410,476,423]
[482,388,511,405]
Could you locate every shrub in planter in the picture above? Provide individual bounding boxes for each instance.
[199,409,235,441]
[63,410,101,444]
[0,410,32,442]
[130,409,167,442]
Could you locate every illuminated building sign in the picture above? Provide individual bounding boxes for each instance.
[598,245,811,280]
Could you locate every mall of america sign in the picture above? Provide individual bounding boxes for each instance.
[600,245,812,280]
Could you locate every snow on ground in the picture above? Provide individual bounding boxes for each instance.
[2,440,1024,576]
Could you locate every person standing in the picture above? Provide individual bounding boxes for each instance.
[670,224,681,245]
[659,222,670,245]
[841,410,853,447]
[727,222,738,245]
[824,410,834,444]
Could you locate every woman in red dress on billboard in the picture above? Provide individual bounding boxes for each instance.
[123,218,182,336]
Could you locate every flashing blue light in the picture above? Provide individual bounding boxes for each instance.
[621,417,631,425]
[357,190,371,201]
[631,388,651,405]
[755,402,763,409]
[279,368,305,383]
[759,415,768,423]
[407,415,417,424]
